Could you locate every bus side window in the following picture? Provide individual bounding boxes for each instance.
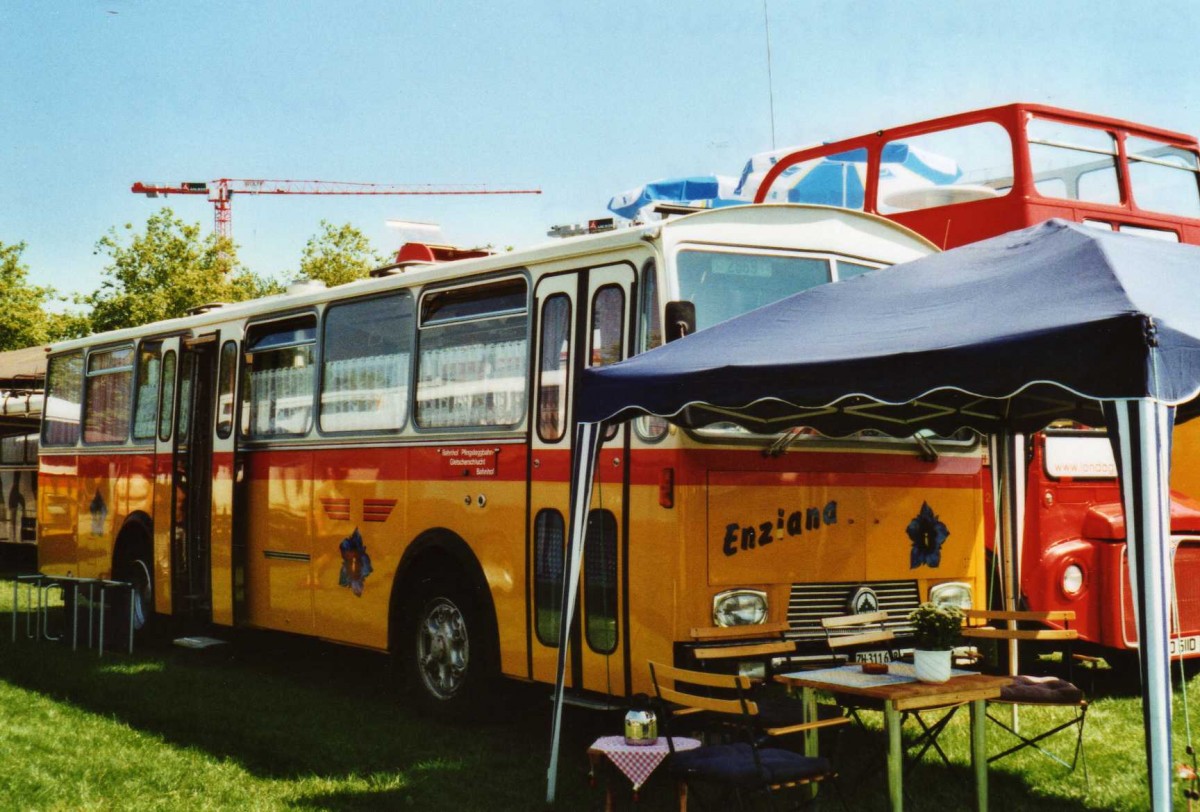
[242,315,318,438]
[534,509,565,646]
[589,285,624,368]
[537,294,571,443]
[43,352,84,447]
[320,293,413,434]
[158,351,177,443]
[83,346,135,445]
[584,509,618,654]
[133,341,162,442]
[216,340,238,439]
[416,278,528,429]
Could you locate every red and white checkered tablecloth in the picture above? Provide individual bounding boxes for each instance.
[589,735,701,791]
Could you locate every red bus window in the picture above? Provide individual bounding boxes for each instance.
[757,147,869,209]
[878,123,1011,214]
[1126,136,1200,218]
[1028,117,1120,205]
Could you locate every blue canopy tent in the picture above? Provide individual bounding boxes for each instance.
[547,219,1200,808]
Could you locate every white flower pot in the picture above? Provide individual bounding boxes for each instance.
[913,648,952,683]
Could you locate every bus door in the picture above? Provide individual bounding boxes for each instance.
[168,333,219,626]
[529,263,635,698]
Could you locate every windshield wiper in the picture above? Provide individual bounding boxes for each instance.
[913,431,940,462]
[763,427,805,457]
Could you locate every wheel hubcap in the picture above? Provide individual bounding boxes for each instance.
[129,559,152,631]
[417,597,469,700]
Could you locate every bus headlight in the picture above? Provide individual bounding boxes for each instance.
[713,589,768,627]
[1062,563,1085,598]
[929,581,973,611]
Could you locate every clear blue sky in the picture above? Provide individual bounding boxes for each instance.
[3,1,1199,297]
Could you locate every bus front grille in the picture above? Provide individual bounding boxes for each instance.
[785,580,921,641]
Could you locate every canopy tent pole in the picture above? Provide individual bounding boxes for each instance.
[1108,398,1176,809]
[546,421,603,803]
[991,430,1026,728]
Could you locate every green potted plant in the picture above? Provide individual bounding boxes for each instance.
[909,602,964,683]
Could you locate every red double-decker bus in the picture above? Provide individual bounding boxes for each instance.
[753,102,1200,663]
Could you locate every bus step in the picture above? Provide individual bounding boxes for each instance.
[557,692,627,712]
[173,635,227,650]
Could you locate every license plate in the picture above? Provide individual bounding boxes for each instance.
[854,650,895,664]
[1170,635,1200,657]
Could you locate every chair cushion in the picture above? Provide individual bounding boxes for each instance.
[669,741,832,786]
[999,674,1083,704]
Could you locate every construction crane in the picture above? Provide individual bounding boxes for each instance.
[130,179,542,238]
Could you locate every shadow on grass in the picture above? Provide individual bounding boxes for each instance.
[0,603,622,810]
[0,600,1149,811]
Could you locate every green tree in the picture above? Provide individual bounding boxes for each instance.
[88,209,279,333]
[297,221,385,287]
[0,240,88,350]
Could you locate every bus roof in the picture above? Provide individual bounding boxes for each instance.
[48,204,934,354]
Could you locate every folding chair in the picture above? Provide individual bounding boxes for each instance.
[649,660,848,811]
[963,609,1088,780]
[689,623,832,745]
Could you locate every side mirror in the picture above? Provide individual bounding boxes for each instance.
[665,301,696,343]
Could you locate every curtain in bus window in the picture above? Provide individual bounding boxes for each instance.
[535,509,565,645]
[321,294,413,433]
[1125,137,1200,218]
[590,287,624,367]
[43,352,83,446]
[244,317,316,437]
[1028,118,1120,205]
[537,295,570,442]
[133,343,162,441]
[84,346,134,444]
[416,279,528,429]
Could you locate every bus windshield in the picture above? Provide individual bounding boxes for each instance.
[675,249,876,331]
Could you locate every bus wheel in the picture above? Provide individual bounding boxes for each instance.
[115,552,156,643]
[405,576,494,718]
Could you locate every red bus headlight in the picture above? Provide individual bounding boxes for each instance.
[1062,563,1085,598]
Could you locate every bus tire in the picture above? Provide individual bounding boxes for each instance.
[114,545,157,644]
[403,573,496,719]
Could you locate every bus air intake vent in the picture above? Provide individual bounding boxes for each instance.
[785,580,921,641]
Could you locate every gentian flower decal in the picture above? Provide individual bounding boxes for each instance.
[907,502,949,569]
[338,528,374,596]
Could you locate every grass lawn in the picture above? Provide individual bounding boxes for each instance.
[0,573,1195,810]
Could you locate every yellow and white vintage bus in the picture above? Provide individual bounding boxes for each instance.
[37,205,986,715]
